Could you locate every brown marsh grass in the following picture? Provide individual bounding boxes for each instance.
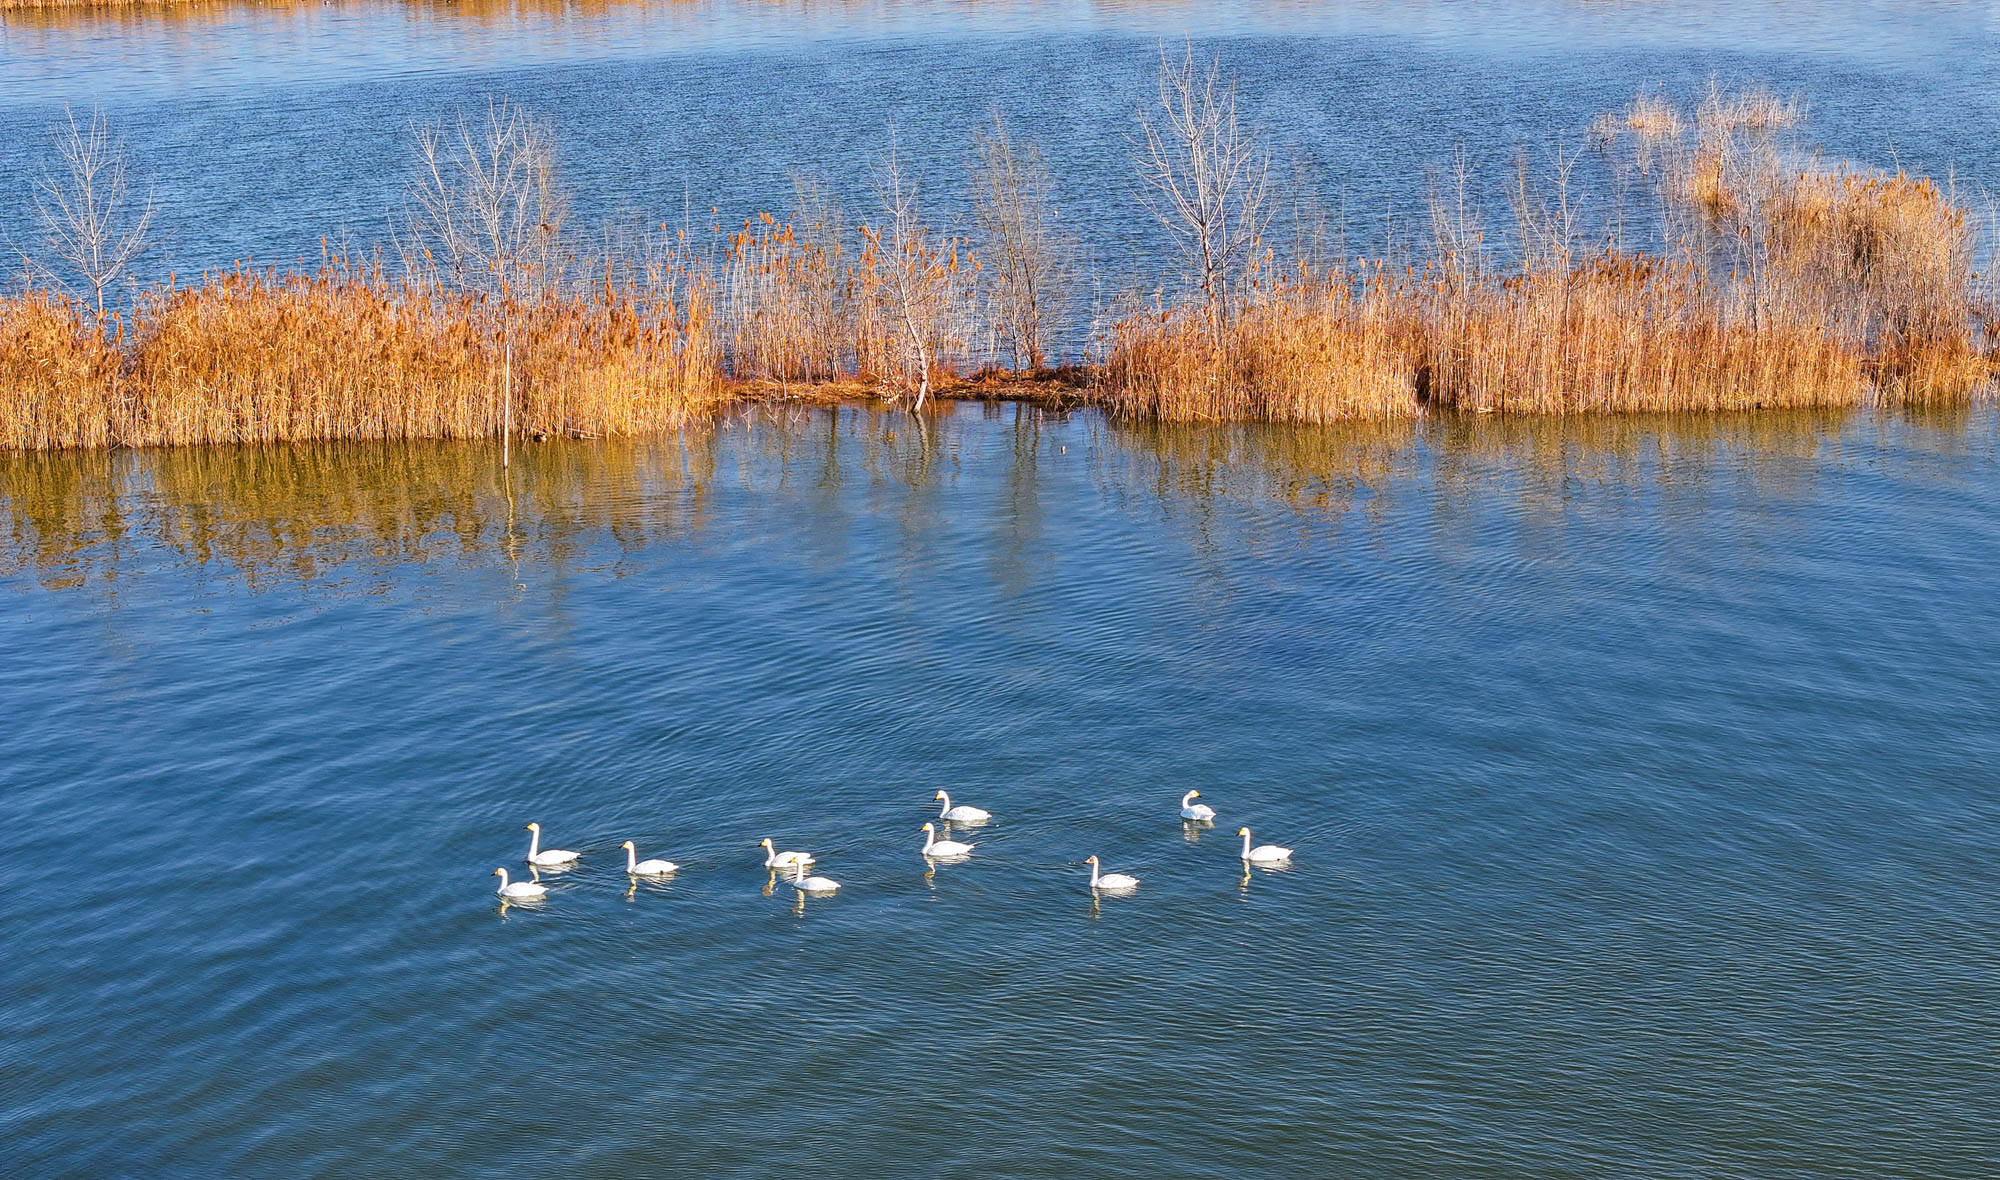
[1625,93,1686,138]
[1100,271,1420,423]
[0,289,123,451]
[1,261,721,449]
[1101,85,1991,423]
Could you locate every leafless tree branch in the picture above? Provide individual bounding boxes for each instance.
[1134,43,1272,317]
[29,107,155,319]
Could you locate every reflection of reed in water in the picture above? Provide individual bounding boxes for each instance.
[0,431,717,589]
[3,404,1988,592]
[1103,407,1890,526]
[0,448,136,591]
[1100,415,1422,526]
[0,402,1006,588]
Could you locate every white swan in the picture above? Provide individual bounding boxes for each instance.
[621,840,679,876]
[1238,827,1294,864]
[1180,790,1216,822]
[1085,855,1139,892]
[524,822,581,867]
[492,867,547,899]
[787,860,841,894]
[760,838,815,869]
[934,790,991,823]
[920,822,975,859]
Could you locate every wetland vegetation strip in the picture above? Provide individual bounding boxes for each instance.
[2,62,1993,451]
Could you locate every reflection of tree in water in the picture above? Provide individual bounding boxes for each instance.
[0,403,985,593]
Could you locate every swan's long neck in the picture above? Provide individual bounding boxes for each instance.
[1088,860,1100,888]
[938,793,952,818]
[791,861,805,883]
[1240,830,1252,858]
[922,826,935,853]
[626,845,638,873]
[763,844,775,867]
[1182,790,1198,807]
[495,869,510,892]
[527,828,541,859]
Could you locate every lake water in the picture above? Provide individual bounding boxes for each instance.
[3,0,1999,328]
[5,1,2000,1175]
[3,401,1999,1175]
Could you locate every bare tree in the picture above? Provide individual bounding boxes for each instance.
[871,136,975,412]
[1134,43,1272,316]
[1509,138,1583,271]
[971,112,1069,371]
[398,100,571,300]
[1427,145,1486,278]
[29,107,155,319]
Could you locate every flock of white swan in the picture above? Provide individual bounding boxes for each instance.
[490,788,1294,901]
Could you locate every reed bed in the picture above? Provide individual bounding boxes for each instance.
[1101,254,1873,423]
[1625,93,1686,139]
[1099,272,1420,423]
[1423,256,1870,414]
[4,82,1993,448]
[1,262,720,449]
[1101,86,1991,423]
[0,290,124,451]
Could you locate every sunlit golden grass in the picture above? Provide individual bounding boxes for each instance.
[1,262,721,449]
[1104,86,1990,424]
[1100,272,1420,423]
[1422,256,1870,414]
[1625,93,1685,138]
[1764,170,1983,396]
[725,214,846,384]
[1102,255,1875,422]
[0,289,123,451]
[3,83,1993,447]
[1697,83,1805,133]
[131,264,721,446]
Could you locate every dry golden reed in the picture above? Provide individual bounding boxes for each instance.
[1,262,720,450]
[1625,94,1685,139]
[1100,271,1419,423]
[1100,255,1874,424]
[0,289,123,451]
[1101,86,1989,424]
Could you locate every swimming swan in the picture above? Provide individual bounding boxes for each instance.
[920,822,975,859]
[1238,827,1294,864]
[1085,855,1139,892]
[1180,790,1216,822]
[492,867,547,899]
[787,860,841,894]
[934,790,991,823]
[621,840,679,876]
[760,838,816,869]
[524,823,581,867]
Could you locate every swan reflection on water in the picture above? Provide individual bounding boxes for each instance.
[1238,860,1297,894]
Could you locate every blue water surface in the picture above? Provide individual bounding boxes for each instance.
[2,402,1997,1176]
